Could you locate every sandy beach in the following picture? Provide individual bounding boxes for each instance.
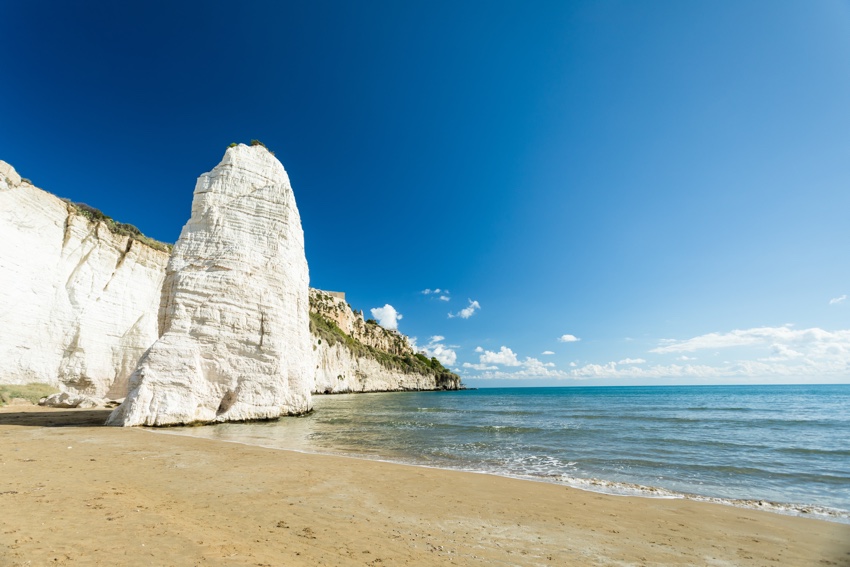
[1,405,848,566]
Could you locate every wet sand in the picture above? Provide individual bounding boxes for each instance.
[1,405,848,566]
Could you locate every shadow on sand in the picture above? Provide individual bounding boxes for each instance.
[0,408,112,427]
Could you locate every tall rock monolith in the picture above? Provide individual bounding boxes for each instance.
[107,144,312,426]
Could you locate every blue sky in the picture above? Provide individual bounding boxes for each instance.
[2,1,849,386]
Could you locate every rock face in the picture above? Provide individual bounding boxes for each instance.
[1,153,462,421]
[311,289,413,355]
[0,161,169,398]
[107,145,312,426]
[39,391,103,409]
[310,289,462,393]
[313,342,456,393]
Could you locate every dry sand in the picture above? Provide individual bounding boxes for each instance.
[1,405,848,566]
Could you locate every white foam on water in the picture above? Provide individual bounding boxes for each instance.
[551,474,850,524]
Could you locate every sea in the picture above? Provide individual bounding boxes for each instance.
[161,384,850,523]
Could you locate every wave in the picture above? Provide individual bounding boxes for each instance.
[416,406,540,417]
[777,447,850,457]
[154,426,850,524]
[560,413,844,428]
[550,475,850,524]
[385,421,547,435]
[684,406,753,412]
[158,386,850,524]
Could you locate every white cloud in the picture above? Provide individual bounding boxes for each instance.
[477,364,570,380]
[461,325,850,383]
[558,334,580,343]
[419,335,457,366]
[830,295,847,305]
[773,343,804,358]
[541,350,555,355]
[565,362,721,379]
[462,362,498,371]
[370,304,402,331]
[479,346,521,366]
[760,343,804,361]
[565,355,850,380]
[423,288,450,301]
[463,354,566,380]
[602,325,850,380]
[523,357,555,370]
[650,326,850,356]
[449,299,480,319]
[429,346,457,367]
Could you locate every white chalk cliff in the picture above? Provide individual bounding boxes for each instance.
[313,342,452,392]
[310,289,460,393]
[0,150,461,421]
[0,161,169,399]
[107,145,313,426]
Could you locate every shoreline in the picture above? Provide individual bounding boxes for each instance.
[2,405,849,566]
[155,399,850,527]
[158,425,850,526]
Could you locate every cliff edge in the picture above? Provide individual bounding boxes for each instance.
[0,160,169,399]
[310,289,461,393]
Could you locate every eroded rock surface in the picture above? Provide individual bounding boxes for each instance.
[107,145,312,426]
[1,155,461,419]
[309,290,461,393]
[39,392,103,409]
[0,161,168,398]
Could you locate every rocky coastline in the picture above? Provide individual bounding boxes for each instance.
[0,146,461,425]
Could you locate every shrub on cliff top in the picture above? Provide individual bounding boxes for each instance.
[73,202,111,223]
[249,139,275,155]
[63,200,173,253]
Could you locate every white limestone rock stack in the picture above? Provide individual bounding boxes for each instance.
[107,144,312,426]
[1,154,461,412]
[0,161,169,399]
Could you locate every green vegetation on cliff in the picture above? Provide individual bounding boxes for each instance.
[309,311,460,388]
[64,201,173,253]
[227,140,275,155]
[8,167,173,254]
[0,383,59,406]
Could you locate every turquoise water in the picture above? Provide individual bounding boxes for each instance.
[162,384,850,522]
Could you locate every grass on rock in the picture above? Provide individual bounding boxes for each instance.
[309,311,459,384]
[64,201,173,253]
[0,383,59,406]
